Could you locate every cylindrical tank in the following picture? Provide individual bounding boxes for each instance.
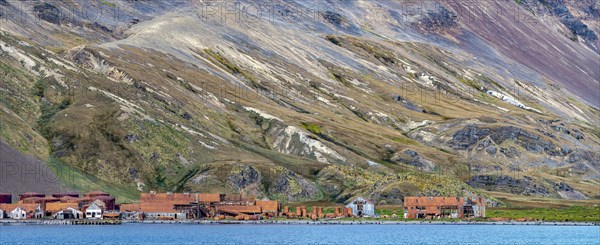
[60,196,79,203]
[21,197,44,204]
[83,191,109,198]
[52,192,80,198]
[0,193,12,204]
[42,197,60,203]
[19,192,45,201]
[76,197,94,205]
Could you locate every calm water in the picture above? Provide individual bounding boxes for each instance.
[1,223,599,244]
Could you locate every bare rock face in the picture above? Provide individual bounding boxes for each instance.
[228,165,261,190]
[554,182,589,200]
[451,125,558,155]
[475,137,498,155]
[270,171,319,202]
[518,0,599,46]
[248,108,346,164]
[33,3,61,25]
[467,175,551,196]
[566,150,600,178]
[390,149,437,172]
[414,5,458,32]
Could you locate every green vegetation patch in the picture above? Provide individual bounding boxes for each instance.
[47,157,139,203]
[301,122,322,135]
[375,206,404,216]
[487,206,600,222]
[100,0,116,7]
[203,49,265,90]
[391,136,420,146]
[459,77,481,90]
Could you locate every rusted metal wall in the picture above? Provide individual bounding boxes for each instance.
[404,196,486,219]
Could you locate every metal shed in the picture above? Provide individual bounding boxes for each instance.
[345,196,376,217]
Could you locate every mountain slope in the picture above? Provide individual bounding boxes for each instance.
[0,0,598,205]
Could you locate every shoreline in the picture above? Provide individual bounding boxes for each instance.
[1,219,598,226]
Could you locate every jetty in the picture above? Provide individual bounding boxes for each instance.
[0,219,121,225]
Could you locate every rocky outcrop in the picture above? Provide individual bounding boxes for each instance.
[566,150,600,165]
[415,5,458,32]
[566,150,600,178]
[269,171,319,202]
[451,125,559,155]
[33,3,61,25]
[518,0,598,45]
[467,175,550,196]
[369,188,406,205]
[475,136,498,155]
[499,147,520,158]
[270,124,346,164]
[246,107,346,164]
[228,165,263,196]
[390,149,436,172]
[554,182,589,200]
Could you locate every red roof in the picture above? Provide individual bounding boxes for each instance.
[43,197,60,202]
[46,203,79,212]
[0,203,39,212]
[120,203,140,212]
[21,197,44,204]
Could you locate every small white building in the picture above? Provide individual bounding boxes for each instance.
[0,209,4,219]
[34,205,44,219]
[54,207,83,220]
[345,196,376,217]
[86,203,103,219]
[10,207,27,219]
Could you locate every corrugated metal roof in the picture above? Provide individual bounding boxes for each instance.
[140,203,178,213]
[404,196,463,206]
[255,200,278,212]
[120,203,140,212]
[45,203,79,212]
[0,203,39,212]
[347,196,375,205]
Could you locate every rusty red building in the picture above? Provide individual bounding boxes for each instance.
[403,196,486,219]
[138,192,280,220]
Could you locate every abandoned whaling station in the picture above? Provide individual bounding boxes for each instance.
[0,192,485,223]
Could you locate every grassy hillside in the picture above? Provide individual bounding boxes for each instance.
[0,0,598,209]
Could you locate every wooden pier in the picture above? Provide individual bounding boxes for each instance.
[73,219,121,225]
[1,219,122,225]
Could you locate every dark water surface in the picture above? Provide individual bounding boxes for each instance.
[1,223,599,244]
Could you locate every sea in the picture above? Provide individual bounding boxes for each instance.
[1,223,599,244]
